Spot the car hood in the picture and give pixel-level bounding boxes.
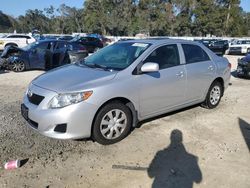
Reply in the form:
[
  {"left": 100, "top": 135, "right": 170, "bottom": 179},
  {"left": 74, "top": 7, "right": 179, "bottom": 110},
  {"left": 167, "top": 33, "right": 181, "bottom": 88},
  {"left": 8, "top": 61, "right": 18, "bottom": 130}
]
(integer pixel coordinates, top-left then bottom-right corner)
[{"left": 32, "top": 64, "right": 117, "bottom": 93}]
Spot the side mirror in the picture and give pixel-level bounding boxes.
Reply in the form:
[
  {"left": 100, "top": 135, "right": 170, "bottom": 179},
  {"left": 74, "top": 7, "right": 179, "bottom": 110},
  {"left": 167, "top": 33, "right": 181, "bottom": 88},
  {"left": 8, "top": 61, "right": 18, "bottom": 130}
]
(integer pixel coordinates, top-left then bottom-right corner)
[{"left": 141, "top": 62, "right": 159, "bottom": 73}]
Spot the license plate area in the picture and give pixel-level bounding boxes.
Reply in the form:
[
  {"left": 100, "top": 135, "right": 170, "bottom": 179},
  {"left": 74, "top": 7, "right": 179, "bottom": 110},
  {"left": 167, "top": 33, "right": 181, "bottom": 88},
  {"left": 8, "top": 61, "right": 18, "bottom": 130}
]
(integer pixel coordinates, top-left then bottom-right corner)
[{"left": 21, "top": 104, "right": 29, "bottom": 120}]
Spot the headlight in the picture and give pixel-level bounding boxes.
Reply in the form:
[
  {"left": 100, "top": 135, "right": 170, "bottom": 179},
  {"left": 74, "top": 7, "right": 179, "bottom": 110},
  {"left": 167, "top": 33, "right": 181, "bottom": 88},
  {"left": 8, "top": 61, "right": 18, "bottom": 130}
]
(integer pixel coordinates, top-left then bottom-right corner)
[
  {"left": 48, "top": 91, "right": 93, "bottom": 109},
  {"left": 242, "top": 46, "right": 247, "bottom": 49}
]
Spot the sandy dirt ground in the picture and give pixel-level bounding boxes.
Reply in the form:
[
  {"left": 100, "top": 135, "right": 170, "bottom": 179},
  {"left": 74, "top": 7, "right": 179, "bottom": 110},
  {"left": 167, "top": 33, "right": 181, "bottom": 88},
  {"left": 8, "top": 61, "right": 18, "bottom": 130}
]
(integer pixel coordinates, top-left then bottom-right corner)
[{"left": 0, "top": 55, "right": 250, "bottom": 188}]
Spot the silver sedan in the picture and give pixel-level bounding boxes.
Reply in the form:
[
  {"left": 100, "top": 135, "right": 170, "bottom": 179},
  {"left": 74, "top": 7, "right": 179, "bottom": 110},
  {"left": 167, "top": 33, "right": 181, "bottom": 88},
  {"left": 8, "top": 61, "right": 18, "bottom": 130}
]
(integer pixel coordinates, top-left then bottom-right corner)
[{"left": 21, "top": 39, "right": 231, "bottom": 144}]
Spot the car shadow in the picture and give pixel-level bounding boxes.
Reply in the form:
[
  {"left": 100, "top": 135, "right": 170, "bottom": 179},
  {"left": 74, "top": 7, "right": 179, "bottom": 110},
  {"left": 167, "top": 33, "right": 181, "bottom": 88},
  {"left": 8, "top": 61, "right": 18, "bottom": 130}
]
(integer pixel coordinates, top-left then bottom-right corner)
[
  {"left": 239, "top": 118, "right": 250, "bottom": 152},
  {"left": 148, "top": 129, "right": 202, "bottom": 188}
]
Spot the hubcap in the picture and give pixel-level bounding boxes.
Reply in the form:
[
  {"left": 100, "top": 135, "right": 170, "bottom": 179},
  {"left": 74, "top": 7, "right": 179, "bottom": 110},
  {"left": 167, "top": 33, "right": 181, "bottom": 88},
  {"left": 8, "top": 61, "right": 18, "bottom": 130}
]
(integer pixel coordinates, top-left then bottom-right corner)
[
  {"left": 12, "top": 59, "right": 25, "bottom": 72},
  {"left": 100, "top": 109, "right": 127, "bottom": 140},
  {"left": 210, "top": 86, "right": 221, "bottom": 105}
]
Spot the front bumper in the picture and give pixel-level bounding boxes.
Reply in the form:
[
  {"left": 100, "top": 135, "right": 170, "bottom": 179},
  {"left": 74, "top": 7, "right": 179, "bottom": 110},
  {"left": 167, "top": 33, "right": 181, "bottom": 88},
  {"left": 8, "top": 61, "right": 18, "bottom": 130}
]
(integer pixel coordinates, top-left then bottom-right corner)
[
  {"left": 229, "top": 49, "right": 242, "bottom": 54},
  {"left": 22, "top": 84, "right": 98, "bottom": 139}
]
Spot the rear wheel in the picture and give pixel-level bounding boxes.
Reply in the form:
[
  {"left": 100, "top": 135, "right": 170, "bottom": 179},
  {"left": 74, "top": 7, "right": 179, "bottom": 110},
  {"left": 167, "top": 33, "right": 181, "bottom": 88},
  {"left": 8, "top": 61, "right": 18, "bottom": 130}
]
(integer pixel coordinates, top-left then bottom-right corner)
[
  {"left": 11, "top": 59, "right": 25, "bottom": 72},
  {"left": 201, "top": 81, "right": 223, "bottom": 109},
  {"left": 92, "top": 102, "right": 132, "bottom": 145}
]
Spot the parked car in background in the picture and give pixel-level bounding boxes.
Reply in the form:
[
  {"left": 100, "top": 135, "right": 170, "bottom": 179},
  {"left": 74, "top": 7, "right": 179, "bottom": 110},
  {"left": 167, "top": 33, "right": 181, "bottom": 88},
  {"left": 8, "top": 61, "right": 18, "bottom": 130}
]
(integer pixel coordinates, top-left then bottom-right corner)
[
  {"left": 87, "top": 33, "right": 112, "bottom": 46},
  {"left": 229, "top": 40, "right": 250, "bottom": 55},
  {"left": 237, "top": 53, "right": 250, "bottom": 78},
  {"left": 194, "top": 39, "right": 216, "bottom": 48},
  {"left": 0, "top": 34, "right": 36, "bottom": 51},
  {"left": 194, "top": 39, "right": 229, "bottom": 56},
  {"left": 0, "top": 40, "right": 88, "bottom": 72},
  {"left": 72, "top": 36, "right": 104, "bottom": 53},
  {"left": 58, "top": 35, "right": 74, "bottom": 41},
  {"left": 208, "top": 40, "right": 229, "bottom": 56},
  {"left": 67, "top": 41, "right": 88, "bottom": 63},
  {"left": 21, "top": 39, "right": 231, "bottom": 145}
]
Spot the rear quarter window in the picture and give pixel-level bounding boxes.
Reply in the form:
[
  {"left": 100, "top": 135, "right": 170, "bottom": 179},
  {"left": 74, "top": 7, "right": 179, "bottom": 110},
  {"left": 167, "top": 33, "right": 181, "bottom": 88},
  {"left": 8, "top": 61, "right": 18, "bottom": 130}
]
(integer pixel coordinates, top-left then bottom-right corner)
[{"left": 182, "top": 44, "right": 210, "bottom": 64}]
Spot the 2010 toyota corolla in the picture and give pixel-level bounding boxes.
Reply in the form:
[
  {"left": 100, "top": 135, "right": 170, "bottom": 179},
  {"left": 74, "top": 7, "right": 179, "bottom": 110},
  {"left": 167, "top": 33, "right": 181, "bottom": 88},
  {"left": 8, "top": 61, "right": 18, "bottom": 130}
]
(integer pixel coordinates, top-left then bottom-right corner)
[{"left": 21, "top": 39, "right": 231, "bottom": 145}]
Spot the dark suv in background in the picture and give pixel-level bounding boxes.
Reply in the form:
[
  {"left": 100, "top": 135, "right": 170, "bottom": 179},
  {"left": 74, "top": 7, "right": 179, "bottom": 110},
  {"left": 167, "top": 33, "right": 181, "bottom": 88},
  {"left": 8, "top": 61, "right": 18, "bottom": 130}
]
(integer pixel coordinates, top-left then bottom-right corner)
[
  {"left": 237, "top": 53, "right": 250, "bottom": 78},
  {"left": 72, "top": 36, "right": 104, "bottom": 53},
  {"left": 194, "top": 39, "right": 229, "bottom": 56},
  {"left": 0, "top": 40, "right": 88, "bottom": 72}
]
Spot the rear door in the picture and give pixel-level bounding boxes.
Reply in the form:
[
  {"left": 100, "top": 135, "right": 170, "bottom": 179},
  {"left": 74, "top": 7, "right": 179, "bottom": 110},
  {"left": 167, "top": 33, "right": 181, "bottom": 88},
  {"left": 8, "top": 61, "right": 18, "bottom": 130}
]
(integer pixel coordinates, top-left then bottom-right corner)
[
  {"left": 138, "top": 44, "right": 187, "bottom": 118},
  {"left": 181, "top": 43, "right": 216, "bottom": 102},
  {"left": 52, "top": 41, "right": 68, "bottom": 67}
]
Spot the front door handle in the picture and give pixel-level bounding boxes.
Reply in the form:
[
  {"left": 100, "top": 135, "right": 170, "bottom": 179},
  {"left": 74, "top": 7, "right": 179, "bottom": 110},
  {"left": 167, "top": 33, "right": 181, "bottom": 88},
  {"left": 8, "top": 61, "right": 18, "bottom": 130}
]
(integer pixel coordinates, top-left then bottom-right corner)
[
  {"left": 176, "top": 71, "right": 184, "bottom": 77},
  {"left": 208, "top": 65, "right": 214, "bottom": 71}
]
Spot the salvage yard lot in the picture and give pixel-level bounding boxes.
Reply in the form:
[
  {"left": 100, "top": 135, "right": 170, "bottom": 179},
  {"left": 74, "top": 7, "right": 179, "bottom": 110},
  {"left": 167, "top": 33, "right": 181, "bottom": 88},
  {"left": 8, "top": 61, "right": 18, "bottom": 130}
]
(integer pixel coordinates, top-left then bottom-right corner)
[{"left": 0, "top": 55, "right": 250, "bottom": 188}]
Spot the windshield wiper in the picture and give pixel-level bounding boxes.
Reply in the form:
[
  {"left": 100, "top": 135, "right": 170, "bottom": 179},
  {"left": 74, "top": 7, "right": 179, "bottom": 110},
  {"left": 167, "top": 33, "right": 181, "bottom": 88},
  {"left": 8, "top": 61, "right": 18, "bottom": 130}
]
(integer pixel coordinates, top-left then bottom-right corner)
[{"left": 85, "top": 63, "right": 111, "bottom": 71}]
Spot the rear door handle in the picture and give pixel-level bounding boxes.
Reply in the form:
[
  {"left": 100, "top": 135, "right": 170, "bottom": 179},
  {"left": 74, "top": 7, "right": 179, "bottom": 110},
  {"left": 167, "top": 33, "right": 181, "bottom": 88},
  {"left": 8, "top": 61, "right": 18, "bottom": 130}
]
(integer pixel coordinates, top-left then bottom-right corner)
[{"left": 176, "top": 71, "right": 184, "bottom": 77}]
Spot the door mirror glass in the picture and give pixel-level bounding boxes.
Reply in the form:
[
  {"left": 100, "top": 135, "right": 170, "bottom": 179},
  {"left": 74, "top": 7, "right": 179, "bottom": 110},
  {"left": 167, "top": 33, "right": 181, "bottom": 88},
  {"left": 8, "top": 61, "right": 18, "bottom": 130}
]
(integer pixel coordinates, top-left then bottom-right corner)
[{"left": 141, "top": 62, "right": 159, "bottom": 73}]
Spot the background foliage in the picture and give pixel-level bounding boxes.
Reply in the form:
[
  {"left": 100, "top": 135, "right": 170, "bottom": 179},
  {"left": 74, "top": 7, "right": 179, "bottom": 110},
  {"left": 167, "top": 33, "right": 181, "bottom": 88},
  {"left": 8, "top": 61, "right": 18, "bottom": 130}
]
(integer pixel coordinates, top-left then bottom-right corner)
[{"left": 0, "top": 0, "right": 249, "bottom": 37}]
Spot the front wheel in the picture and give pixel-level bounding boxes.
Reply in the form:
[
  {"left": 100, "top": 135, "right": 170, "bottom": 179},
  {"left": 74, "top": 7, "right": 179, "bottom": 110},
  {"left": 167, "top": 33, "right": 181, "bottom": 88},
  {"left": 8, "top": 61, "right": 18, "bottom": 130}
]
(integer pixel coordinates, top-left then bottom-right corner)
[
  {"left": 11, "top": 59, "right": 25, "bottom": 72},
  {"left": 92, "top": 102, "right": 132, "bottom": 145},
  {"left": 201, "top": 81, "right": 223, "bottom": 109}
]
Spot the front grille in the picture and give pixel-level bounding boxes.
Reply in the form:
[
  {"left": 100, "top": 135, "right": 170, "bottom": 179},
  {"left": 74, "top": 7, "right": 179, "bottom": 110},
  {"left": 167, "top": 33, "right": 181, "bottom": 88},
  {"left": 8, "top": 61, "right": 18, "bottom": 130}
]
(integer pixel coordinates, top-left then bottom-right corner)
[
  {"left": 28, "top": 93, "right": 45, "bottom": 105},
  {"left": 230, "top": 47, "right": 241, "bottom": 50}
]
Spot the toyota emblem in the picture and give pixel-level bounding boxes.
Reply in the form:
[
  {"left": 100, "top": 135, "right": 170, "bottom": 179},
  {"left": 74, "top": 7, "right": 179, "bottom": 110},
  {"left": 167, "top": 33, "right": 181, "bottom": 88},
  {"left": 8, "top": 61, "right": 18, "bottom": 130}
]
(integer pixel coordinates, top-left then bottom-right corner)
[{"left": 27, "top": 90, "right": 33, "bottom": 97}]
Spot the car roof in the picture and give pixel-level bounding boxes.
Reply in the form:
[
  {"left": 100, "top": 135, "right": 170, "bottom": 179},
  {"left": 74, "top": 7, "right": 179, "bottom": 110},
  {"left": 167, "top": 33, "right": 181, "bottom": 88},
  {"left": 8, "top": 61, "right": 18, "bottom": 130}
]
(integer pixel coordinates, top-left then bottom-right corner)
[
  {"left": 39, "top": 39, "right": 67, "bottom": 43},
  {"left": 7, "top": 34, "right": 30, "bottom": 36},
  {"left": 117, "top": 38, "right": 196, "bottom": 45}
]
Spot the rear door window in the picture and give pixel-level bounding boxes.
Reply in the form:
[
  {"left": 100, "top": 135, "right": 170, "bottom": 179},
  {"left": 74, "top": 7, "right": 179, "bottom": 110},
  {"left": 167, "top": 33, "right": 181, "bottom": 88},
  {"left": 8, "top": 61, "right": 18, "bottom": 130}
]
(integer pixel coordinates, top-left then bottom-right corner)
[{"left": 182, "top": 44, "right": 210, "bottom": 64}]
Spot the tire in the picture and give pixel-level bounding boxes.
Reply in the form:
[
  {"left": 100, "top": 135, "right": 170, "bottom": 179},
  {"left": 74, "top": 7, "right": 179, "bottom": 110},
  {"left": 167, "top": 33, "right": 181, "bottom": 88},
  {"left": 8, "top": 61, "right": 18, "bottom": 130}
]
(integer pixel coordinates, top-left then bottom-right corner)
[
  {"left": 92, "top": 101, "right": 132, "bottom": 145},
  {"left": 201, "top": 81, "right": 223, "bottom": 109},
  {"left": 11, "top": 58, "right": 25, "bottom": 72}
]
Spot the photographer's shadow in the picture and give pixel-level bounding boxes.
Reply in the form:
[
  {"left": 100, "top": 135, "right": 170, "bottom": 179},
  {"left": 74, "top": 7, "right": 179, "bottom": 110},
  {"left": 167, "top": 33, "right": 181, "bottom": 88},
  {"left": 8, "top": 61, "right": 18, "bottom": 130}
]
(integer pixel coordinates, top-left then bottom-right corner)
[{"left": 148, "top": 129, "right": 202, "bottom": 188}]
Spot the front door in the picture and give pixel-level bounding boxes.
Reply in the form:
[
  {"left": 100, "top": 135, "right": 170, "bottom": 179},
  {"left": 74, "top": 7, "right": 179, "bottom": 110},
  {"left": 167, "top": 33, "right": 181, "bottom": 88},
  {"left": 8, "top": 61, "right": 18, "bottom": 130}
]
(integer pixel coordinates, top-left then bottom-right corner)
[
  {"left": 138, "top": 44, "right": 187, "bottom": 118},
  {"left": 29, "top": 41, "right": 52, "bottom": 69}
]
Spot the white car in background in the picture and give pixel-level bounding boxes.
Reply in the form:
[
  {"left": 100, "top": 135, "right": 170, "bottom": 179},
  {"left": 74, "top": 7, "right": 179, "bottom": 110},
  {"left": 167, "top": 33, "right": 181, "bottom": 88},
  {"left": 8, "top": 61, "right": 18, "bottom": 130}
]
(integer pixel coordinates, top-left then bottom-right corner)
[
  {"left": 0, "top": 34, "right": 36, "bottom": 51},
  {"left": 229, "top": 40, "right": 250, "bottom": 55}
]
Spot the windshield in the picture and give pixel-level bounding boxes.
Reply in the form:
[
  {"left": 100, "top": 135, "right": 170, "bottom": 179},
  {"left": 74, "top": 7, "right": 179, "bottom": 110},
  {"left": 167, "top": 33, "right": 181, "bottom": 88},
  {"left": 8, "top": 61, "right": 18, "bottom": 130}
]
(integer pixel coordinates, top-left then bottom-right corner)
[
  {"left": 236, "top": 40, "right": 250, "bottom": 45},
  {"left": 80, "top": 42, "right": 150, "bottom": 71}
]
